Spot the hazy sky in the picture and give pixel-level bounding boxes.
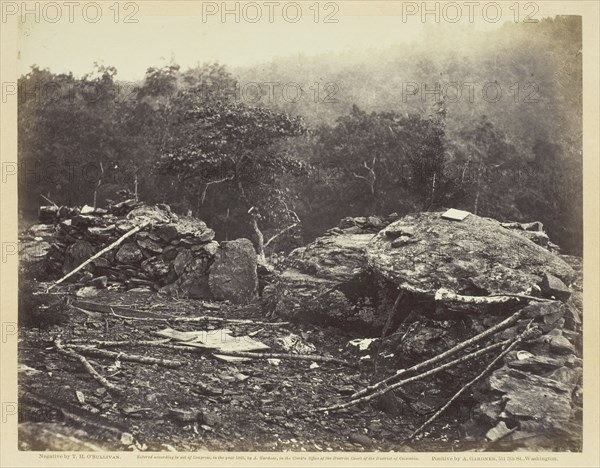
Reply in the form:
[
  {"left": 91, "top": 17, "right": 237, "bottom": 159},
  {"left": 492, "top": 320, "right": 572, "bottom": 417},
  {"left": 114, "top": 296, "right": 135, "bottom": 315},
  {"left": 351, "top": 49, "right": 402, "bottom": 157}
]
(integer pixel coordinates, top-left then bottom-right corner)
[{"left": 18, "top": 12, "right": 510, "bottom": 81}]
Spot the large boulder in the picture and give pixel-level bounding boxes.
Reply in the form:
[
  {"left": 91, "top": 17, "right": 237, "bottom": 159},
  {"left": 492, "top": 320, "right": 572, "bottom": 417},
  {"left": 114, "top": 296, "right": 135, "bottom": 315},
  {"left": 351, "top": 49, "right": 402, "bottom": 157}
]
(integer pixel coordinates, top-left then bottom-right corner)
[
  {"left": 208, "top": 239, "right": 258, "bottom": 304},
  {"left": 271, "top": 211, "right": 575, "bottom": 330},
  {"left": 271, "top": 222, "right": 387, "bottom": 329},
  {"left": 367, "top": 212, "right": 574, "bottom": 297}
]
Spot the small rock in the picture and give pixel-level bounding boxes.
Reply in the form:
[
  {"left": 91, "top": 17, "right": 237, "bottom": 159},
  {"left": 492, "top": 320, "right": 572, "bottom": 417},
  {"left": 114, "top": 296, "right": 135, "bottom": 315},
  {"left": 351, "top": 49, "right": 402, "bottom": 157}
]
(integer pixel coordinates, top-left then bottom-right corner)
[
  {"left": 91, "top": 257, "right": 111, "bottom": 268},
  {"left": 80, "top": 271, "right": 94, "bottom": 283},
  {"left": 88, "top": 225, "right": 116, "bottom": 236},
  {"left": 516, "top": 350, "right": 534, "bottom": 360},
  {"left": 75, "top": 390, "right": 85, "bottom": 404},
  {"left": 201, "top": 241, "right": 219, "bottom": 257},
  {"left": 152, "top": 223, "right": 177, "bottom": 241},
  {"left": 374, "top": 392, "right": 404, "bottom": 416},
  {"left": 367, "top": 421, "right": 384, "bottom": 432},
  {"left": 71, "top": 214, "right": 100, "bottom": 228},
  {"left": 334, "top": 385, "right": 355, "bottom": 395},
  {"left": 194, "top": 382, "right": 223, "bottom": 396},
  {"left": 522, "top": 301, "right": 565, "bottom": 318},
  {"left": 173, "top": 250, "right": 193, "bottom": 276},
  {"left": 136, "top": 238, "right": 164, "bottom": 254},
  {"left": 540, "top": 273, "right": 571, "bottom": 301},
  {"left": 486, "top": 421, "right": 512, "bottom": 442},
  {"left": 478, "top": 399, "right": 503, "bottom": 421},
  {"left": 545, "top": 366, "right": 582, "bottom": 389},
  {"left": 162, "top": 245, "right": 178, "bottom": 261},
  {"left": 168, "top": 408, "right": 200, "bottom": 423},
  {"left": 141, "top": 257, "right": 171, "bottom": 278},
  {"left": 195, "top": 229, "right": 216, "bottom": 243},
  {"left": 391, "top": 237, "right": 414, "bottom": 248},
  {"left": 507, "top": 354, "right": 563, "bottom": 373},
  {"left": 89, "top": 276, "right": 108, "bottom": 289},
  {"left": 115, "top": 220, "right": 135, "bottom": 233},
  {"left": 384, "top": 226, "right": 405, "bottom": 238},
  {"left": 76, "top": 286, "right": 98, "bottom": 298},
  {"left": 120, "top": 432, "right": 134, "bottom": 445},
  {"left": 522, "top": 221, "right": 544, "bottom": 232},
  {"left": 201, "top": 411, "right": 222, "bottom": 427},
  {"left": 348, "top": 433, "right": 373, "bottom": 447},
  {"left": 367, "top": 216, "right": 383, "bottom": 228},
  {"left": 546, "top": 334, "right": 576, "bottom": 354},
  {"left": 115, "top": 243, "right": 144, "bottom": 264},
  {"left": 127, "top": 287, "right": 153, "bottom": 293}
]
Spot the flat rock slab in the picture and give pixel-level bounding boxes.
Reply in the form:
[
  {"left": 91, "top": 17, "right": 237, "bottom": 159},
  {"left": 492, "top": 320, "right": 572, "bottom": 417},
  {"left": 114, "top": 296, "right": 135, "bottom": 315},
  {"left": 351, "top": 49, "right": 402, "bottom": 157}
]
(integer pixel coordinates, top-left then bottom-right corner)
[
  {"left": 208, "top": 238, "right": 258, "bottom": 304},
  {"left": 288, "top": 233, "right": 374, "bottom": 282},
  {"left": 489, "top": 367, "right": 572, "bottom": 425},
  {"left": 367, "top": 212, "right": 574, "bottom": 297}
]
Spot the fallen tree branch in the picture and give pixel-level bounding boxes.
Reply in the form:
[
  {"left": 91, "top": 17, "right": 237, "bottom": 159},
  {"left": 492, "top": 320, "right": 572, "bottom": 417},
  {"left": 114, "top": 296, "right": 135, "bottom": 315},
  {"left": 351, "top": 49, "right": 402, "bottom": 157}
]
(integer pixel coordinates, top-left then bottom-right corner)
[
  {"left": 408, "top": 337, "right": 523, "bottom": 440},
  {"left": 54, "top": 338, "right": 122, "bottom": 394},
  {"left": 69, "top": 339, "right": 172, "bottom": 347},
  {"left": 312, "top": 339, "right": 510, "bottom": 414},
  {"left": 180, "top": 348, "right": 349, "bottom": 365},
  {"left": 74, "top": 301, "right": 165, "bottom": 318},
  {"left": 67, "top": 345, "right": 186, "bottom": 368},
  {"left": 109, "top": 307, "right": 288, "bottom": 326},
  {"left": 435, "top": 288, "right": 555, "bottom": 304},
  {"left": 351, "top": 308, "right": 525, "bottom": 399},
  {"left": 83, "top": 340, "right": 210, "bottom": 354},
  {"left": 48, "top": 221, "right": 149, "bottom": 290}
]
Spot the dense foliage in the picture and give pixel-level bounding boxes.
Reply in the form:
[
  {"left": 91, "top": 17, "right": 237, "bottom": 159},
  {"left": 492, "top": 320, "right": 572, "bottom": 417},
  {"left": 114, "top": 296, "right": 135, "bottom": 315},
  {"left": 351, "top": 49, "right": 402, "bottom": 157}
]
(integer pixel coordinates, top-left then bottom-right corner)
[{"left": 18, "top": 17, "right": 582, "bottom": 254}]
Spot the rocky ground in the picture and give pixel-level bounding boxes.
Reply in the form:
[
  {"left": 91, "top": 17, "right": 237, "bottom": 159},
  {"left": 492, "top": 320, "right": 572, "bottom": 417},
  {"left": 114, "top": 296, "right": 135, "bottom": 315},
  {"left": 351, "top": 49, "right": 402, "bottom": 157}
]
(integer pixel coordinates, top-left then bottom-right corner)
[
  {"left": 18, "top": 285, "right": 488, "bottom": 452},
  {"left": 17, "top": 206, "right": 583, "bottom": 453}
]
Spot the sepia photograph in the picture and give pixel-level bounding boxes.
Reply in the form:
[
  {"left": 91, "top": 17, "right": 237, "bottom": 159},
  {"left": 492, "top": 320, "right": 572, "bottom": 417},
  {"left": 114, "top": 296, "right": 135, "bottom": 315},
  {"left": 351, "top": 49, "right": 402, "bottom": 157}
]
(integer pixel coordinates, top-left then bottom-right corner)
[{"left": 1, "top": 1, "right": 599, "bottom": 466}]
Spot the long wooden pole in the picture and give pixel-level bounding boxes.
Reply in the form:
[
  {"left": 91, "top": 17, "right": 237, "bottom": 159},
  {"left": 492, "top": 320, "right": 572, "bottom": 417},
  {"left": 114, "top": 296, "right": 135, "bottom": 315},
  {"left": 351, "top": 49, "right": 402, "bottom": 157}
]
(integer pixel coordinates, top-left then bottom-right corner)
[
  {"left": 351, "top": 308, "right": 525, "bottom": 399},
  {"left": 48, "top": 221, "right": 148, "bottom": 291}
]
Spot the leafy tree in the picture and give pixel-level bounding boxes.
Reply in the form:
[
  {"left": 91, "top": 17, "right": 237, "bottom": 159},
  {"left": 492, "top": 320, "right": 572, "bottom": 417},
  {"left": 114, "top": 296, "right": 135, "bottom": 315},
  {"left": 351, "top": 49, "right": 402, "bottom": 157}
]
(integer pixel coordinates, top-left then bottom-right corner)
[
  {"left": 453, "top": 115, "right": 520, "bottom": 217},
  {"left": 312, "top": 105, "right": 447, "bottom": 216},
  {"left": 154, "top": 93, "right": 306, "bottom": 256},
  {"left": 18, "top": 65, "right": 136, "bottom": 212}
]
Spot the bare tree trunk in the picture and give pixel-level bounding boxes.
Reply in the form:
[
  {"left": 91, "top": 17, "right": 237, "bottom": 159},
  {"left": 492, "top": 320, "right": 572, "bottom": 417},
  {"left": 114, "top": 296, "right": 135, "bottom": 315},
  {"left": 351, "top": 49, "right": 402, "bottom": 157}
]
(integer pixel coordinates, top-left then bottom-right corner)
[
  {"left": 93, "top": 161, "right": 104, "bottom": 209},
  {"left": 133, "top": 167, "right": 139, "bottom": 201},
  {"left": 250, "top": 211, "right": 265, "bottom": 261},
  {"left": 474, "top": 182, "right": 481, "bottom": 215}
]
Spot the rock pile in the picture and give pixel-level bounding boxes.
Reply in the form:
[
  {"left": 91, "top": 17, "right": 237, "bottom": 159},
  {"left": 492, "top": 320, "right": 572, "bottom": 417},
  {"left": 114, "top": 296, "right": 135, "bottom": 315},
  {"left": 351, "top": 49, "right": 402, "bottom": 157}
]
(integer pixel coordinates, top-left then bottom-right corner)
[
  {"left": 269, "top": 210, "right": 583, "bottom": 449},
  {"left": 265, "top": 213, "right": 401, "bottom": 330},
  {"left": 31, "top": 202, "right": 257, "bottom": 303},
  {"left": 270, "top": 211, "right": 575, "bottom": 330},
  {"left": 465, "top": 294, "right": 583, "bottom": 449}
]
